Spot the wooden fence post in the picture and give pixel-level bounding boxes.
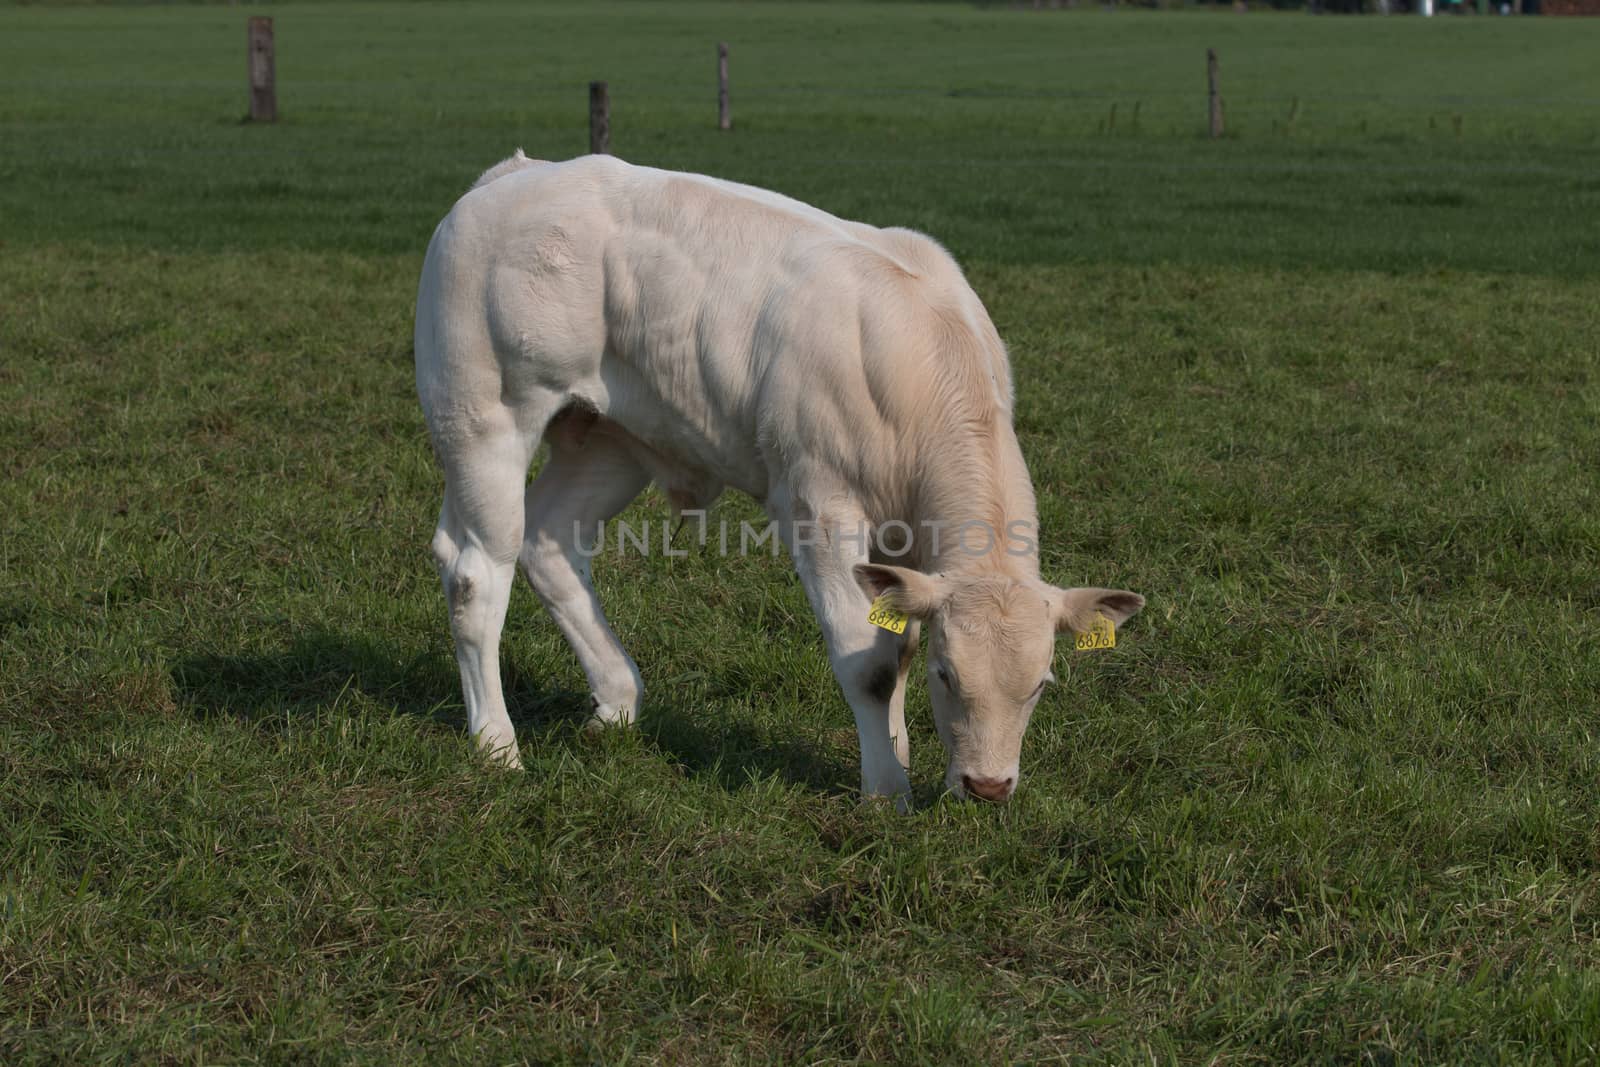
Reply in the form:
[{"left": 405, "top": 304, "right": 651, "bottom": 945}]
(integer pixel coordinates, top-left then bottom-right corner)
[
  {"left": 589, "top": 81, "right": 610, "bottom": 154},
  {"left": 1207, "top": 48, "right": 1223, "bottom": 139},
  {"left": 717, "top": 42, "right": 731, "bottom": 131},
  {"left": 248, "top": 17, "right": 276, "bottom": 123}
]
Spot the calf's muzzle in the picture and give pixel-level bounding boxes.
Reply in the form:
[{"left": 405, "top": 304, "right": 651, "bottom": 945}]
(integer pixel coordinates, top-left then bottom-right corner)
[{"left": 962, "top": 774, "right": 1015, "bottom": 803}]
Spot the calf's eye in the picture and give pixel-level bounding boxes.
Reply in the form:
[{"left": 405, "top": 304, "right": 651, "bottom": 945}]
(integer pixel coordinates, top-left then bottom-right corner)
[{"left": 936, "top": 666, "right": 951, "bottom": 688}]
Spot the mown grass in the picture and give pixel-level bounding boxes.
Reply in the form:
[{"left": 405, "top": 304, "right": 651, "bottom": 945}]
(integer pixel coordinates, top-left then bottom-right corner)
[
  {"left": 3, "top": 1, "right": 1600, "bottom": 271},
  {"left": 3, "top": 2, "right": 1600, "bottom": 1063}
]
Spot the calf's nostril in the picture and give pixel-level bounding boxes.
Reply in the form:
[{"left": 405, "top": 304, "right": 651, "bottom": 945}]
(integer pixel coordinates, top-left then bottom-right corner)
[{"left": 961, "top": 774, "right": 1015, "bottom": 803}]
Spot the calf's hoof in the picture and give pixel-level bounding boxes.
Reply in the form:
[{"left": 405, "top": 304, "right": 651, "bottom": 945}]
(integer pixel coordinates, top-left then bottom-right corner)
[
  {"left": 584, "top": 696, "right": 637, "bottom": 733},
  {"left": 475, "top": 735, "right": 524, "bottom": 771},
  {"left": 858, "top": 790, "right": 913, "bottom": 815}
]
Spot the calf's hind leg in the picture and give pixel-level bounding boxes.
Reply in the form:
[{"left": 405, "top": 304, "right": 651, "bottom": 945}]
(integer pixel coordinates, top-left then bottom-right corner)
[
  {"left": 430, "top": 410, "right": 544, "bottom": 770},
  {"left": 520, "top": 422, "right": 651, "bottom": 728}
]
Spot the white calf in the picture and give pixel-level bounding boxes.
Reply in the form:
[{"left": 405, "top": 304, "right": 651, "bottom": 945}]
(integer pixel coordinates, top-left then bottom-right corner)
[{"left": 415, "top": 152, "right": 1143, "bottom": 804}]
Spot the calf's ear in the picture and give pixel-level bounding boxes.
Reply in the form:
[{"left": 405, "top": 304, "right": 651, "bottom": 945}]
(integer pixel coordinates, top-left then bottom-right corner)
[
  {"left": 1051, "top": 587, "right": 1145, "bottom": 635},
  {"left": 853, "top": 564, "right": 948, "bottom": 618}
]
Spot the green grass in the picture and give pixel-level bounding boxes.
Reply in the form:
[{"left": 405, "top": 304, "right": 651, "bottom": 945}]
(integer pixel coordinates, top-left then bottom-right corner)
[{"left": 3, "top": 2, "right": 1600, "bottom": 1062}]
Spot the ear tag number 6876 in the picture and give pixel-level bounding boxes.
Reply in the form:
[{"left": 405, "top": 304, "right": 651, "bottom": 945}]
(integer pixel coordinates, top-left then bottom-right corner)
[
  {"left": 1075, "top": 613, "right": 1116, "bottom": 651},
  {"left": 868, "top": 596, "right": 909, "bottom": 635}
]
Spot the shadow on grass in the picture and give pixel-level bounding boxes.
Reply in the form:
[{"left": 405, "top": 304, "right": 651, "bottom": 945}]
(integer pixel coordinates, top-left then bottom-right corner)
[
  {"left": 171, "top": 626, "right": 855, "bottom": 796},
  {"left": 171, "top": 626, "right": 589, "bottom": 737},
  {"left": 641, "top": 704, "right": 857, "bottom": 800}
]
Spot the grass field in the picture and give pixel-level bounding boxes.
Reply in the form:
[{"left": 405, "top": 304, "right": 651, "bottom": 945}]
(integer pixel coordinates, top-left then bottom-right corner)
[{"left": 4, "top": 1, "right": 1600, "bottom": 1062}]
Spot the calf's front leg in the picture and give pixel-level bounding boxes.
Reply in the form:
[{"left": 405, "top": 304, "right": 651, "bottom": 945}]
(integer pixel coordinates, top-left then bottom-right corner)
[
  {"left": 888, "top": 619, "right": 919, "bottom": 772},
  {"left": 778, "top": 500, "right": 913, "bottom": 805}
]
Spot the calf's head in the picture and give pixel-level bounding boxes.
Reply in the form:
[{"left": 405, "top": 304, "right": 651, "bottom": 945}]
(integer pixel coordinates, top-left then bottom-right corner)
[{"left": 854, "top": 564, "right": 1144, "bottom": 803}]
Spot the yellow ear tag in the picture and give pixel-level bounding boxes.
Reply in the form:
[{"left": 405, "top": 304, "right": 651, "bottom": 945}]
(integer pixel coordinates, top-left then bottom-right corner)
[
  {"left": 1075, "top": 613, "right": 1116, "bottom": 651},
  {"left": 867, "top": 596, "right": 909, "bottom": 635}
]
